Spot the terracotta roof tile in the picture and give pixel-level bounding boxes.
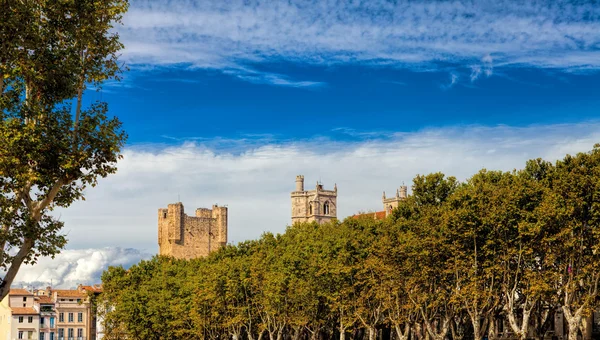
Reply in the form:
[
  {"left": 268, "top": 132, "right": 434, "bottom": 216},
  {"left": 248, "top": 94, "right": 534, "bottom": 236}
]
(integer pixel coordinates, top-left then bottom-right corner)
[
  {"left": 11, "top": 307, "right": 38, "bottom": 315},
  {"left": 36, "top": 296, "right": 54, "bottom": 304},
  {"left": 9, "top": 289, "right": 33, "bottom": 296},
  {"left": 54, "top": 290, "right": 86, "bottom": 298},
  {"left": 375, "top": 211, "right": 386, "bottom": 220},
  {"left": 80, "top": 285, "right": 103, "bottom": 293},
  {"left": 351, "top": 211, "right": 387, "bottom": 220}
]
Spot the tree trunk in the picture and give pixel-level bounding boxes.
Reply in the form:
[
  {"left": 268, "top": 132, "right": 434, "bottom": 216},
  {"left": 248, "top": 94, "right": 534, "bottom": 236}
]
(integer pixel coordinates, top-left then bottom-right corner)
[
  {"left": 291, "top": 326, "right": 303, "bottom": 340},
  {"left": 340, "top": 329, "right": 346, "bottom": 340},
  {"left": 393, "top": 323, "right": 410, "bottom": 340},
  {"left": 471, "top": 316, "right": 482, "bottom": 340},
  {"left": 422, "top": 313, "right": 450, "bottom": 340},
  {"left": 468, "top": 310, "right": 489, "bottom": 340},
  {"left": 504, "top": 293, "right": 533, "bottom": 340},
  {"left": 368, "top": 327, "right": 377, "bottom": 340},
  {"left": 563, "top": 305, "right": 583, "bottom": 340},
  {"left": 412, "top": 323, "right": 424, "bottom": 340}
]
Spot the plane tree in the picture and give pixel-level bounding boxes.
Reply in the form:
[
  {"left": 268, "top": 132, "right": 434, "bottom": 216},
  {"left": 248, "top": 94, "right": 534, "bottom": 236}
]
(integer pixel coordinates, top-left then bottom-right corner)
[
  {"left": 547, "top": 146, "right": 600, "bottom": 340},
  {"left": 0, "top": 0, "right": 128, "bottom": 299}
]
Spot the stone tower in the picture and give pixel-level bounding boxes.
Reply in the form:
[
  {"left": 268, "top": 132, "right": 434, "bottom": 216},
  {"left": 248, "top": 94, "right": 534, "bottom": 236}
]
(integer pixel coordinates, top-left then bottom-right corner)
[
  {"left": 291, "top": 175, "right": 337, "bottom": 224},
  {"left": 382, "top": 185, "right": 408, "bottom": 216},
  {"left": 158, "top": 202, "right": 228, "bottom": 259}
]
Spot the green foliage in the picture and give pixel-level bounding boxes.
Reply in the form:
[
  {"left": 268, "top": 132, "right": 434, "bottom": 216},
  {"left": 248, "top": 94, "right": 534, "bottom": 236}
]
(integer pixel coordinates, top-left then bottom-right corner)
[
  {"left": 100, "top": 145, "right": 600, "bottom": 340},
  {"left": 0, "top": 0, "right": 128, "bottom": 299}
]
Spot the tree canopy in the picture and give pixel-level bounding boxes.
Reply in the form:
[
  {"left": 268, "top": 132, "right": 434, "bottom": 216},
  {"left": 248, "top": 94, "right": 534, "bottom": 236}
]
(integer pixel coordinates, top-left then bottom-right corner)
[
  {"left": 0, "top": 0, "right": 129, "bottom": 299},
  {"left": 101, "top": 146, "right": 600, "bottom": 340}
]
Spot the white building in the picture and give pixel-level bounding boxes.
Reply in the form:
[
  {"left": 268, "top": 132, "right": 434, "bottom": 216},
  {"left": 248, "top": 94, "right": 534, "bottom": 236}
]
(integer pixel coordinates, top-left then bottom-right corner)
[{"left": 0, "top": 289, "right": 41, "bottom": 340}]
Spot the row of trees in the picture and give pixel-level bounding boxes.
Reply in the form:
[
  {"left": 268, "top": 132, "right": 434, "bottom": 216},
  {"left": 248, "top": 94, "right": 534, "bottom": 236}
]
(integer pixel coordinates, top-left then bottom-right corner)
[{"left": 100, "top": 146, "right": 600, "bottom": 340}]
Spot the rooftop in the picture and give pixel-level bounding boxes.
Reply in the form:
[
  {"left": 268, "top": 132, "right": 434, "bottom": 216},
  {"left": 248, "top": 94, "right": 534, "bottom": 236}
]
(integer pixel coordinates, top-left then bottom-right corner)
[
  {"left": 11, "top": 307, "right": 38, "bottom": 315},
  {"left": 54, "top": 290, "right": 86, "bottom": 298},
  {"left": 36, "top": 296, "right": 54, "bottom": 304},
  {"left": 351, "top": 211, "right": 387, "bottom": 220},
  {"left": 9, "top": 289, "right": 33, "bottom": 296}
]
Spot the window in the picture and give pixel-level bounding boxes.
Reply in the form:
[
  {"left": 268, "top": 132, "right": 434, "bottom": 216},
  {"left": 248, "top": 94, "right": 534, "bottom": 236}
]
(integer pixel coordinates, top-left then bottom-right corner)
[
  {"left": 76, "top": 299, "right": 81, "bottom": 303},
  {"left": 18, "top": 316, "right": 23, "bottom": 323},
  {"left": 77, "top": 329, "right": 83, "bottom": 337},
  {"left": 58, "top": 329, "right": 64, "bottom": 339},
  {"left": 68, "top": 313, "right": 73, "bottom": 322},
  {"left": 163, "top": 212, "right": 167, "bottom": 218},
  {"left": 309, "top": 203, "right": 312, "bottom": 214},
  {"left": 40, "top": 332, "right": 45, "bottom": 340},
  {"left": 69, "top": 299, "right": 73, "bottom": 302},
  {"left": 59, "top": 313, "right": 64, "bottom": 322},
  {"left": 77, "top": 313, "right": 82, "bottom": 322},
  {"left": 18, "top": 331, "right": 23, "bottom": 339},
  {"left": 323, "top": 201, "right": 330, "bottom": 215},
  {"left": 50, "top": 332, "right": 54, "bottom": 340},
  {"left": 28, "top": 316, "right": 33, "bottom": 323},
  {"left": 50, "top": 317, "right": 55, "bottom": 328},
  {"left": 27, "top": 331, "right": 33, "bottom": 339},
  {"left": 68, "top": 328, "right": 74, "bottom": 338},
  {"left": 23, "top": 297, "right": 27, "bottom": 302},
  {"left": 41, "top": 317, "right": 45, "bottom": 325}
]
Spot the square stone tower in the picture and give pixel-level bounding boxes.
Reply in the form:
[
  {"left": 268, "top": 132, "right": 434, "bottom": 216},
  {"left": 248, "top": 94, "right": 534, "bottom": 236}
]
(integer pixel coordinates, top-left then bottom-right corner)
[
  {"left": 291, "top": 175, "right": 337, "bottom": 224},
  {"left": 158, "top": 202, "right": 227, "bottom": 259},
  {"left": 382, "top": 185, "right": 408, "bottom": 216}
]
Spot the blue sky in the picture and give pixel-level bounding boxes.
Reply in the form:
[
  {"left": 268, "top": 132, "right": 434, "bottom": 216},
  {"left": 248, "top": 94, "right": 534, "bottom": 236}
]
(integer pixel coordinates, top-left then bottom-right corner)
[
  {"left": 15, "top": 0, "right": 600, "bottom": 288},
  {"left": 93, "top": 0, "right": 600, "bottom": 146},
  {"left": 103, "top": 65, "right": 600, "bottom": 145}
]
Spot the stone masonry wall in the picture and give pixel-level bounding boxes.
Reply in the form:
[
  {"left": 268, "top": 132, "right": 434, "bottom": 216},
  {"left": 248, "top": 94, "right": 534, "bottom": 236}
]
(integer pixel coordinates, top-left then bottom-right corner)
[{"left": 158, "top": 202, "right": 227, "bottom": 260}]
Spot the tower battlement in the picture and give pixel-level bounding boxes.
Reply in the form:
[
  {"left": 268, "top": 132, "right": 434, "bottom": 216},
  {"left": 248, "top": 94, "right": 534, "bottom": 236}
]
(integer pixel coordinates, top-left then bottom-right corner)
[
  {"left": 291, "top": 175, "right": 337, "bottom": 225},
  {"left": 382, "top": 185, "right": 408, "bottom": 216},
  {"left": 158, "top": 202, "right": 227, "bottom": 259}
]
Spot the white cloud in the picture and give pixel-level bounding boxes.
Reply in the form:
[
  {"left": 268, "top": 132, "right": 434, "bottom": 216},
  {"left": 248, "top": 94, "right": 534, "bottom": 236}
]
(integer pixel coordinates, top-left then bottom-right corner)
[
  {"left": 12, "top": 122, "right": 600, "bottom": 288},
  {"left": 12, "top": 248, "right": 151, "bottom": 289},
  {"left": 441, "top": 73, "right": 460, "bottom": 89},
  {"left": 224, "top": 69, "right": 326, "bottom": 88},
  {"left": 118, "top": 0, "right": 600, "bottom": 72},
  {"left": 50, "top": 122, "right": 600, "bottom": 253}
]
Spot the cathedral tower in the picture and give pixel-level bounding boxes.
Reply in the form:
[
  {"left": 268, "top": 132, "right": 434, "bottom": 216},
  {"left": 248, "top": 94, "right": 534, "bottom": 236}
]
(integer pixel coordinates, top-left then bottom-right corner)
[
  {"left": 382, "top": 185, "right": 408, "bottom": 216},
  {"left": 291, "top": 175, "right": 337, "bottom": 224}
]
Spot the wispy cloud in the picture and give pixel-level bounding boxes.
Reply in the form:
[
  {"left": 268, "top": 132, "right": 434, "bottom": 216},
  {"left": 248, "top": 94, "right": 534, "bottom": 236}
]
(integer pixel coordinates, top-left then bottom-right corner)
[
  {"left": 119, "top": 0, "right": 600, "bottom": 75},
  {"left": 224, "top": 69, "right": 326, "bottom": 88},
  {"left": 441, "top": 73, "right": 460, "bottom": 90}
]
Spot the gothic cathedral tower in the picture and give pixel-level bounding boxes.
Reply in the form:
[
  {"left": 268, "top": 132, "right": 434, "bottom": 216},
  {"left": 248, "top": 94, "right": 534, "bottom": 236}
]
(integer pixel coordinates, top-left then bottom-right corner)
[{"left": 291, "top": 175, "right": 337, "bottom": 224}]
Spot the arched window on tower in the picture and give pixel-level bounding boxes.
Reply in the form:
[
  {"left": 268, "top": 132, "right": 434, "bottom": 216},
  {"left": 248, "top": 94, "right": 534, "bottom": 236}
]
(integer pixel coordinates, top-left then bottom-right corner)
[
  {"left": 309, "top": 203, "right": 313, "bottom": 215},
  {"left": 324, "top": 201, "right": 330, "bottom": 215}
]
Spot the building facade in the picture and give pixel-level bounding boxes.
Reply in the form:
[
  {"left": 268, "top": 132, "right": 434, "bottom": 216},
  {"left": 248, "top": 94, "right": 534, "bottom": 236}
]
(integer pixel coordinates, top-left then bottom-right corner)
[
  {"left": 0, "top": 289, "right": 40, "bottom": 340},
  {"left": 158, "top": 202, "right": 228, "bottom": 259},
  {"left": 78, "top": 285, "right": 103, "bottom": 340},
  {"left": 53, "top": 289, "right": 89, "bottom": 340},
  {"left": 351, "top": 184, "right": 409, "bottom": 220},
  {"left": 291, "top": 175, "right": 337, "bottom": 225},
  {"left": 0, "top": 286, "right": 102, "bottom": 340},
  {"left": 382, "top": 185, "right": 408, "bottom": 216}
]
